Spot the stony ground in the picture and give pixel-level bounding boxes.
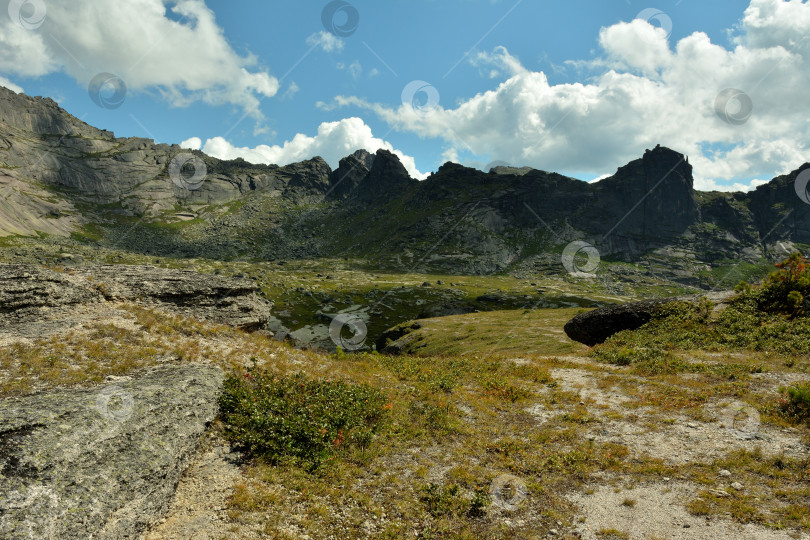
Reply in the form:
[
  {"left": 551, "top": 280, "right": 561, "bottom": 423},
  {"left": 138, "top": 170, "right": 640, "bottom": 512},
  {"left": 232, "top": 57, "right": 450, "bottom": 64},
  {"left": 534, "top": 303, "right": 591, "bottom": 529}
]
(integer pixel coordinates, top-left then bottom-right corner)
[
  {"left": 0, "top": 260, "right": 807, "bottom": 539},
  {"left": 140, "top": 348, "right": 809, "bottom": 540},
  {"left": 145, "top": 431, "right": 242, "bottom": 540}
]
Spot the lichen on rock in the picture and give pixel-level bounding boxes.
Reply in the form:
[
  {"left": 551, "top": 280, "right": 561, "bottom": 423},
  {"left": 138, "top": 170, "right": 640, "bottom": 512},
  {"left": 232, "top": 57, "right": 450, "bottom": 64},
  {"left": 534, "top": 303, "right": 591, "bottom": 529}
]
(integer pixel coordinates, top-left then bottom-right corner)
[{"left": 0, "top": 363, "right": 224, "bottom": 539}]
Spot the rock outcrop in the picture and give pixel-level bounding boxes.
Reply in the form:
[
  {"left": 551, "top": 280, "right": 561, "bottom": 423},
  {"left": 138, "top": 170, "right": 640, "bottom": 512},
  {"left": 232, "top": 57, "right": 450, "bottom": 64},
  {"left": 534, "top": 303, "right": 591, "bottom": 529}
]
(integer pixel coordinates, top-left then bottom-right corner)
[
  {"left": 376, "top": 321, "right": 423, "bottom": 354},
  {"left": 590, "top": 145, "right": 698, "bottom": 254},
  {"left": 563, "top": 298, "right": 677, "bottom": 347},
  {"left": 327, "top": 149, "right": 375, "bottom": 199},
  {"left": 0, "top": 263, "right": 272, "bottom": 336},
  {"left": 76, "top": 265, "right": 272, "bottom": 331},
  {"left": 564, "top": 291, "right": 736, "bottom": 346},
  {"left": 0, "top": 363, "right": 223, "bottom": 539},
  {"left": 0, "top": 173, "right": 80, "bottom": 237},
  {"left": 278, "top": 156, "right": 332, "bottom": 200},
  {"left": 355, "top": 149, "right": 418, "bottom": 202},
  {"left": 0, "top": 263, "right": 102, "bottom": 317},
  {"left": 747, "top": 163, "right": 810, "bottom": 245}
]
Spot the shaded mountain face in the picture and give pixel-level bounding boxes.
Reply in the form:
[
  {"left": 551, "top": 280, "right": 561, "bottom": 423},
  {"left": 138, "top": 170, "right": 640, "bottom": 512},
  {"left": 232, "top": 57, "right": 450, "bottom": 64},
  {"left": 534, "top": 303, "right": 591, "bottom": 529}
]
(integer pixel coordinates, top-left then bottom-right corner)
[
  {"left": 0, "top": 85, "right": 808, "bottom": 284},
  {"left": 327, "top": 149, "right": 375, "bottom": 199},
  {"left": 747, "top": 164, "right": 810, "bottom": 245},
  {"left": 402, "top": 145, "right": 698, "bottom": 258},
  {"left": 588, "top": 146, "right": 697, "bottom": 250}
]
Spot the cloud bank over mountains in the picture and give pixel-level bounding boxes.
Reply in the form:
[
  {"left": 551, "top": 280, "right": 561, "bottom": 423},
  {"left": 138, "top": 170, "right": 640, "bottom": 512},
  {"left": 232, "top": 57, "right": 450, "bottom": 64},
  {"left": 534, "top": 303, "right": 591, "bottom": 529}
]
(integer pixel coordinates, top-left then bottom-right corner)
[
  {"left": 323, "top": 0, "right": 810, "bottom": 191},
  {"left": 182, "top": 117, "right": 427, "bottom": 180},
  {"left": 1, "top": 0, "right": 808, "bottom": 190}
]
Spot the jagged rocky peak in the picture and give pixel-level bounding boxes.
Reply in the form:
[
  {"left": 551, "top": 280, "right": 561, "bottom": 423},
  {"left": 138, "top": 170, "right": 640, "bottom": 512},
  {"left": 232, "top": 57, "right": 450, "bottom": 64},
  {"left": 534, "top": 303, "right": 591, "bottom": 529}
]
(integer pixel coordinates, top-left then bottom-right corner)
[
  {"left": 435, "top": 161, "right": 469, "bottom": 174},
  {"left": 282, "top": 156, "right": 332, "bottom": 193},
  {"left": 747, "top": 162, "right": 810, "bottom": 243},
  {"left": 356, "top": 149, "right": 418, "bottom": 202},
  {"left": 0, "top": 85, "right": 106, "bottom": 139},
  {"left": 608, "top": 145, "right": 694, "bottom": 188},
  {"left": 327, "top": 149, "right": 376, "bottom": 199},
  {"left": 642, "top": 144, "right": 694, "bottom": 186},
  {"left": 424, "top": 160, "right": 501, "bottom": 193},
  {"left": 368, "top": 149, "right": 412, "bottom": 182},
  {"left": 352, "top": 148, "right": 376, "bottom": 169},
  {"left": 592, "top": 145, "right": 698, "bottom": 241}
]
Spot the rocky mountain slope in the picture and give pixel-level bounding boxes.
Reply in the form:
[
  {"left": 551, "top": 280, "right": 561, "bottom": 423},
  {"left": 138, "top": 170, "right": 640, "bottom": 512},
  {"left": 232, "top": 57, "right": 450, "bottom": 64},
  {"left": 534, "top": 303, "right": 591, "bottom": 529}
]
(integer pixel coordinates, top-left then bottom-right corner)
[
  {"left": 315, "top": 145, "right": 809, "bottom": 279},
  {"left": 0, "top": 86, "right": 334, "bottom": 225},
  {"left": 1, "top": 85, "right": 808, "bottom": 286}
]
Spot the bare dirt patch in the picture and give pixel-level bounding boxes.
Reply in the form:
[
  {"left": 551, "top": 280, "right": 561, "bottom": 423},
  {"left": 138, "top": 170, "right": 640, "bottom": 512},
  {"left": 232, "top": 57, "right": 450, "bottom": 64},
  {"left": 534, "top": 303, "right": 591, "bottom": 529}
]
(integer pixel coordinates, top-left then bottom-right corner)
[{"left": 568, "top": 480, "right": 810, "bottom": 540}]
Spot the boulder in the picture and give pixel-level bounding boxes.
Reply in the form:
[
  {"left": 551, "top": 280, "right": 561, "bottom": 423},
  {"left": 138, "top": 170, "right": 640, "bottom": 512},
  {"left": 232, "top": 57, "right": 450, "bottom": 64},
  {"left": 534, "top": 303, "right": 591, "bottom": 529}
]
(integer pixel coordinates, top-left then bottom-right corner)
[
  {"left": 0, "top": 363, "right": 224, "bottom": 539},
  {"left": 376, "top": 321, "right": 422, "bottom": 354},
  {"left": 563, "top": 298, "right": 676, "bottom": 347},
  {"left": 563, "top": 291, "right": 737, "bottom": 346}
]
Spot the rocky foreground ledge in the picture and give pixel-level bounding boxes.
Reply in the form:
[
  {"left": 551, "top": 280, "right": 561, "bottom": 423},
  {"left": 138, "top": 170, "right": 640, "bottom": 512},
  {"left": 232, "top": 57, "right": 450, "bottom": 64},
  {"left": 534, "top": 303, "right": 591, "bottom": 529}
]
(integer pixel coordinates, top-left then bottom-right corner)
[
  {"left": 0, "top": 364, "right": 223, "bottom": 539},
  {"left": 0, "top": 263, "right": 272, "bottom": 338},
  {"left": 0, "top": 263, "right": 274, "bottom": 537}
]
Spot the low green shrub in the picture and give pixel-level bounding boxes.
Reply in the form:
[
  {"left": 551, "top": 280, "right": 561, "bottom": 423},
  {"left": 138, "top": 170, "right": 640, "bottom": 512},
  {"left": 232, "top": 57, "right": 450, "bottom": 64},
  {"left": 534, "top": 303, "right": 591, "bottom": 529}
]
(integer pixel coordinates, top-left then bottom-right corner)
[
  {"left": 219, "top": 369, "right": 390, "bottom": 469},
  {"left": 779, "top": 381, "right": 810, "bottom": 423},
  {"left": 480, "top": 374, "right": 532, "bottom": 402},
  {"left": 592, "top": 344, "right": 688, "bottom": 375},
  {"left": 408, "top": 399, "right": 456, "bottom": 434},
  {"left": 421, "top": 483, "right": 464, "bottom": 518}
]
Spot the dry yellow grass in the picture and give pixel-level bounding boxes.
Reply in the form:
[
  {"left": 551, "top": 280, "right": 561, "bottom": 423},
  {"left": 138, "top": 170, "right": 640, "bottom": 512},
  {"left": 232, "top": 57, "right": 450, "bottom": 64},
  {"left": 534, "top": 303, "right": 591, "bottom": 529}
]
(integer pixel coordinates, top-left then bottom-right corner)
[{"left": 2, "top": 303, "right": 808, "bottom": 538}]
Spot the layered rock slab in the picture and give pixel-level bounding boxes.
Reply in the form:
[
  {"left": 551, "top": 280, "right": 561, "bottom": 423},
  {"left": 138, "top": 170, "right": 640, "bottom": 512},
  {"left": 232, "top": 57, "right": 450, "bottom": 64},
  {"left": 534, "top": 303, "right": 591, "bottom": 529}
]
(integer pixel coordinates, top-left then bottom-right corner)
[
  {"left": 0, "top": 363, "right": 224, "bottom": 539},
  {"left": 77, "top": 265, "right": 272, "bottom": 331},
  {"left": 0, "top": 263, "right": 272, "bottom": 337}
]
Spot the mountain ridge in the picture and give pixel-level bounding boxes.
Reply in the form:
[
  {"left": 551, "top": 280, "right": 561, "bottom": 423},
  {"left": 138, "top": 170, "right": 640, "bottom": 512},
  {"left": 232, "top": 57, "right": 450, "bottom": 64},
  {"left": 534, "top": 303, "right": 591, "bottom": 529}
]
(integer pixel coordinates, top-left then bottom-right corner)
[{"left": 1, "top": 85, "right": 808, "bottom": 287}]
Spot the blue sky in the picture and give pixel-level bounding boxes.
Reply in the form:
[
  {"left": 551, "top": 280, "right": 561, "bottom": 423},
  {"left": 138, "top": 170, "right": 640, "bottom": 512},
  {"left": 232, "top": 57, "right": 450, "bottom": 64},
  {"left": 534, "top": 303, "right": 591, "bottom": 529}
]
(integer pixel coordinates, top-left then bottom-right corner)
[{"left": 1, "top": 0, "right": 809, "bottom": 190}]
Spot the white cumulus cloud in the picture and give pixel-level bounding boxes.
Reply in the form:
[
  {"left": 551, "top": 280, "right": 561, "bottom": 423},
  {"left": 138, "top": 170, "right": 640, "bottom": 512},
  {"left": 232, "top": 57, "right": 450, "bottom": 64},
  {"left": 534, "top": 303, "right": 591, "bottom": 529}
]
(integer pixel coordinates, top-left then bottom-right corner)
[
  {"left": 0, "top": 75, "right": 23, "bottom": 94},
  {"left": 597, "top": 19, "right": 674, "bottom": 75},
  {"left": 180, "top": 137, "right": 202, "bottom": 150},
  {"left": 0, "top": 0, "right": 278, "bottom": 120},
  {"left": 306, "top": 30, "right": 344, "bottom": 53},
  {"left": 471, "top": 46, "right": 528, "bottom": 79},
  {"left": 200, "top": 117, "right": 427, "bottom": 180}
]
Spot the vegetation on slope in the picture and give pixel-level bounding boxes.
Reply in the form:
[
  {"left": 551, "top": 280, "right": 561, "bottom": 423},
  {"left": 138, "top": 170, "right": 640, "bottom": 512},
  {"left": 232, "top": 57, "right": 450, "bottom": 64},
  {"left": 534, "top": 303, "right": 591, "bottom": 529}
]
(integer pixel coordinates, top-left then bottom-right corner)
[
  {"left": 2, "top": 251, "right": 809, "bottom": 536},
  {"left": 219, "top": 369, "right": 390, "bottom": 470},
  {"left": 377, "top": 308, "right": 589, "bottom": 357},
  {"left": 592, "top": 254, "right": 810, "bottom": 372},
  {"left": 591, "top": 254, "right": 810, "bottom": 427}
]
